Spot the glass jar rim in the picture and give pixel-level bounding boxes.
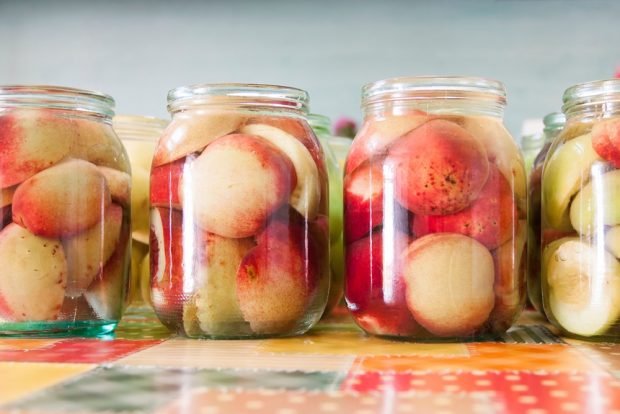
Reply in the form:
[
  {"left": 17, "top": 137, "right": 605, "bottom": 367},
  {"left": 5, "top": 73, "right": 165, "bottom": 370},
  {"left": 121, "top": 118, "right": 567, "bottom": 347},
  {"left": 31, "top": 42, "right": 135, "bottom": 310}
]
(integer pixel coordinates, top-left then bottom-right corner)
[
  {"left": 362, "top": 76, "right": 507, "bottom": 107},
  {"left": 542, "top": 112, "right": 565, "bottom": 133},
  {"left": 562, "top": 79, "right": 620, "bottom": 114},
  {"left": 308, "top": 113, "right": 331, "bottom": 131},
  {"left": 167, "top": 83, "right": 310, "bottom": 114},
  {"left": 113, "top": 114, "right": 169, "bottom": 141},
  {"left": 0, "top": 85, "right": 115, "bottom": 117}
]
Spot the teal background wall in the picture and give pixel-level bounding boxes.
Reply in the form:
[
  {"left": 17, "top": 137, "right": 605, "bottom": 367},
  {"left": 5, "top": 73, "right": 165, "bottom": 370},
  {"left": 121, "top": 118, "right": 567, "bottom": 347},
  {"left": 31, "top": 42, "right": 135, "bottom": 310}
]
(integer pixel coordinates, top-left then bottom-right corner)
[{"left": 0, "top": 0, "right": 618, "bottom": 138}]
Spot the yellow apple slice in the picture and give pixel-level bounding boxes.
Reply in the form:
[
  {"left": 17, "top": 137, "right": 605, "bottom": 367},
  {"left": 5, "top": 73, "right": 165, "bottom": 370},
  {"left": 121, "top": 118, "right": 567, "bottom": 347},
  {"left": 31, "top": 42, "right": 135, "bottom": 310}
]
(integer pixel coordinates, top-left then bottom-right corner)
[
  {"left": 543, "top": 238, "right": 620, "bottom": 337},
  {"left": 570, "top": 169, "right": 620, "bottom": 235},
  {"left": 542, "top": 133, "right": 602, "bottom": 230}
]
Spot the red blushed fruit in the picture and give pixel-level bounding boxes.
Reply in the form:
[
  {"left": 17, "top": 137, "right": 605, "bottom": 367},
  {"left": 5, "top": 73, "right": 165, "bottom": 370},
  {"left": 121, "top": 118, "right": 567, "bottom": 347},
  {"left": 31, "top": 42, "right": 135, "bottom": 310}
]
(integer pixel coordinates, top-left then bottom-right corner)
[
  {"left": 412, "top": 167, "right": 516, "bottom": 250},
  {"left": 345, "top": 110, "right": 430, "bottom": 176},
  {"left": 387, "top": 119, "right": 489, "bottom": 216},
  {"left": 344, "top": 161, "right": 384, "bottom": 244},
  {"left": 237, "top": 220, "right": 316, "bottom": 334},
  {"left": 150, "top": 207, "right": 185, "bottom": 330},
  {"left": 0, "top": 110, "right": 75, "bottom": 188},
  {"left": 592, "top": 118, "right": 620, "bottom": 167},
  {"left": 541, "top": 229, "right": 577, "bottom": 247},
  {"left": 151, "top": 158, "right": 185, "bottom": 209},
  {"left": 345, "top": 230, "right": 418, "bottom": 336},
  {"left": 246, "top": 116, "right": 325, "bottom": 173}
]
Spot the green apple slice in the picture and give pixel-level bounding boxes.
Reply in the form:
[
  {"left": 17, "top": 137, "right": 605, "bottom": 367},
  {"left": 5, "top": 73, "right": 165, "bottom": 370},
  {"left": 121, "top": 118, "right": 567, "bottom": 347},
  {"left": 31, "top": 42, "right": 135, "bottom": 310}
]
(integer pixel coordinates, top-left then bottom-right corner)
[
  {"left": 542, "top": 133, "right": 602, "bottom": 231},
  {"left": 543, "top": 238, "right": 620, "bottom": 337},
  {"left": 570, "top": 169, "right": 620, "bottom": 235}
]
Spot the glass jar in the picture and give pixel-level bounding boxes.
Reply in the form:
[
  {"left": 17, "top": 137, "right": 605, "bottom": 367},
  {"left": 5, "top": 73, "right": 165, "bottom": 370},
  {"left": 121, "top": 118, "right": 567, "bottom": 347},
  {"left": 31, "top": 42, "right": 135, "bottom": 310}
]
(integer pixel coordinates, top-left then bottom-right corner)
[
  {"left": 344, "top": 76, "right": 526, "bottom": 340},
  {"left": 541, "top": 79, "right": 620, "bottom": 340},
  {"left": 151, "top": 83, "right": 329, "bottom": 338},
  {"left": 327, "top": 135, "right": 353, "bottom": 172},
  {"left": 114, "top": 115, "right": 168, "bottom": 306},
  {"left": 526, "top": 112, "right": 565, "bottom": 313},
  {"left": 308, "top": 113, "right": 344, "bottom": 316},
  {"left": 0, "top": 85, "right": 131, "bottom": 336}
]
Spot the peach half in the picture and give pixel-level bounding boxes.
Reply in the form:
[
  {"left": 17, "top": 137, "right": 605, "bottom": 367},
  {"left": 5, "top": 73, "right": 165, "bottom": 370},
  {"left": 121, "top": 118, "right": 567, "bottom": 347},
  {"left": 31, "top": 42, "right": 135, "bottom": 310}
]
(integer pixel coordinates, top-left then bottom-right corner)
[
  {"left": 412, "top": 166, "right": 516, "bottom": 249},
  {"left": 236, "top": 220, "right": 316, "bottom": 334},
  {"left": 150, "top": 158, "right": 185, "bottom": 210},
  {"left": 387, "top": 119, "right": 489, "bottom": 216},
  {"left": 0, "top": 109, "right": 75, "bottom": 188},
  {"left": 193, "top": 232, "right": 255, "bottom": 336},
  {"left": 0, "top": 223, "right": 67, "bottom": 321},
  {"left": 152, "top": 112, "right": 244, "bottom": 167},
  {"left": 12, "top": 159, "right": 111, "bottom": 237},
  {"left": 345, "top": 110, "right": 430, "bottom": 176},
  {"left": 62, "top": 203, "right": 123, "bottom": 296},
  {"left": 240, "top": 124, "right": 320, "bottom": 220},
  {"left": 402, "top": 233, "right": 495, "bottom": 337},
  {"left": 187, "top": 134, "right": 296, "bottom": 238},
  {"left": 592, "top": 118, "right": 620, "bottom": 167}
]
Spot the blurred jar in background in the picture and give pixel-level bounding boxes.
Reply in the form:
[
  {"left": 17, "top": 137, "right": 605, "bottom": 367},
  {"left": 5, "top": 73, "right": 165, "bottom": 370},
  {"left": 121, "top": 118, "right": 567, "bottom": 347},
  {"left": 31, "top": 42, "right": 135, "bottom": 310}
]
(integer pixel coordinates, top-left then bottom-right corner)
[
  {"left": 113, "top": 115, "right": 169, "bottom": 306},
  {"left": 308, "top": 113, "right": 344, "bottom": 316},
  {"left": 526, "top": 112, "right": 565, "bottom": 314},
  {"left": 327, "top": 134, "right": 353, "bottom": 172},
  {"left": 521, "top": 133, "right": 544, "bottom": 175}
]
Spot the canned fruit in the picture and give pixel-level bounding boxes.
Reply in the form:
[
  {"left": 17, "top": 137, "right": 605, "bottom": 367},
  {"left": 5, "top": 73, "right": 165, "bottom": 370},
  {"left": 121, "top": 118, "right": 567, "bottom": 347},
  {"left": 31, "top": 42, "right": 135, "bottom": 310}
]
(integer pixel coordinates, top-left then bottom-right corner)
[
  {"left": 0, "top": 110, "right": 74, "bottom": 188},
  {"left": 401, "top": 233, "right": 495, "bottom": 337},
  {"left": 412, "top": 166, "right": 516, "bottom": 249},
  {"left": 188, "top": 134, "right": 296, "bottom": 238},
  {"left": 62, "top": 204, "right": 123, "bottom": 296},
  {"left": 150, "top": 158, "right": 184, "bottom": 210},
  {"left": 130, "top": 167, "right": 150, "bottom": 244},
  {"left": 84, "top": 227, "right": 130, "bottom": 320},
  {"left": 150, "top": 207, "right": 185, "bottom": 328},
  {"left": 542, "top": 133, "right": 602, "bottom": 230},
  {"left": 569, "top": 169, "right": 620, "bottom": 234},
  {"left": 0, "top": 223, "right": 67, "bottom": 321},
  {"left": 98, "top": 167, "right": 131, "bottom": 208},
  {"left": 345, "top": 231, "right": 417, "bottom": 336},
  {"left": 462, "top": 116, "right": 527, "bottom": 203},
  {"left": 592, "top": 118, "right": 620, "bottom": 167},
  {"left": 343, "top": 161, "right": 384, "bottom": 243},
  {"left": 543, "top": 238, "right": 620, "bottom": 337},
  {"left": 236, "top": 220, "right": 318, "bottom": 335},
  {"left": 241, "top": 124, "right": 321, "bottom": 220},
  {"left": 193, "top": 233, "right": 254, "bottom": 336},
  {"left": 388, "top": 119, "right": 489, "bottom": 216},
  {"left": 13, "top": 159, "right": 111, "bottom": 238},
  {"left": 153, "top": 112, "right": 244, "bottom": 167},
  {"left": 605, "top": 226, "right": 620, "bottom": 258},
  {"left": 345, "top": 111, "right": 430, "bottom": 175}
]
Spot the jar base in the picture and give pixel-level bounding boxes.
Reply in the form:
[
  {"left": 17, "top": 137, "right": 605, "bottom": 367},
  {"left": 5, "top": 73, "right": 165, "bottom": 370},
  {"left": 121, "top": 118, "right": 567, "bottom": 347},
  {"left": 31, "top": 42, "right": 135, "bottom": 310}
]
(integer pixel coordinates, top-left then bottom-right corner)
[{"left": 0, "top": 320, "right": 118, "bottom": 338}]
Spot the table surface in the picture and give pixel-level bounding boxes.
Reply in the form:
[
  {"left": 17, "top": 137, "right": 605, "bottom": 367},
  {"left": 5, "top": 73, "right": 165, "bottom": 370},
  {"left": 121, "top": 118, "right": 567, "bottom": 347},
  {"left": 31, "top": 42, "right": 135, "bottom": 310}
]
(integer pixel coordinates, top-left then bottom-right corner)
[{"left": 0, "top": 306, "right": 619, "bottom": 414}]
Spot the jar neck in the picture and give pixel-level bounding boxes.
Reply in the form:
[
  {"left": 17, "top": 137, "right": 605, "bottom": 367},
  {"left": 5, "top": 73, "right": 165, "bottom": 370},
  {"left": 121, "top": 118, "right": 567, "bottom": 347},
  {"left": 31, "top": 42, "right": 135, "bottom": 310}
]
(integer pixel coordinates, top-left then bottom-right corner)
[
  {"left": 308, "top": 113, "right": 331, "bottom": 137},
  {"left": 167, "top": 83, "right": 310, "bottom": 118},
  {"left": 113, "top": 115, "right": 169, "bottom": 141},
  {"left": 0, "top": 85, "right": 114, "bottom": 120},
  {"left": 563, "top": 79, "right": 620, "bottom": 124},
  {"left": 362, "top": 76, "right": 507, "bottom": 120}
]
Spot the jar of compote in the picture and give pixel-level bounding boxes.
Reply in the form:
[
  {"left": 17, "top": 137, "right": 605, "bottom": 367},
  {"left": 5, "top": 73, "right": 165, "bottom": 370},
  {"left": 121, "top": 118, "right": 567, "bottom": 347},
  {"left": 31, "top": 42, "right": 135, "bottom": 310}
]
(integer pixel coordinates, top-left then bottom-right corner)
[
  {"left": 150, "top": 83, "right": 330, "bottom": 338},
  {"left": 114, "top": 115, "right": 168, "bottom": 306},
  {"left": 0, "top": 85, "right": 131, "bottom": 336},
  {"left": 526, "top": 112, "right": 565, "bottom": 314},
  {"left": 308, "top": 113, "right": 344, "bottom": 315},
  {"left": 541, "top": 79, "right": 620, "bottom": 340},
  {"left": 344, "top": 76, "right": 526, "bottom": 340}
]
